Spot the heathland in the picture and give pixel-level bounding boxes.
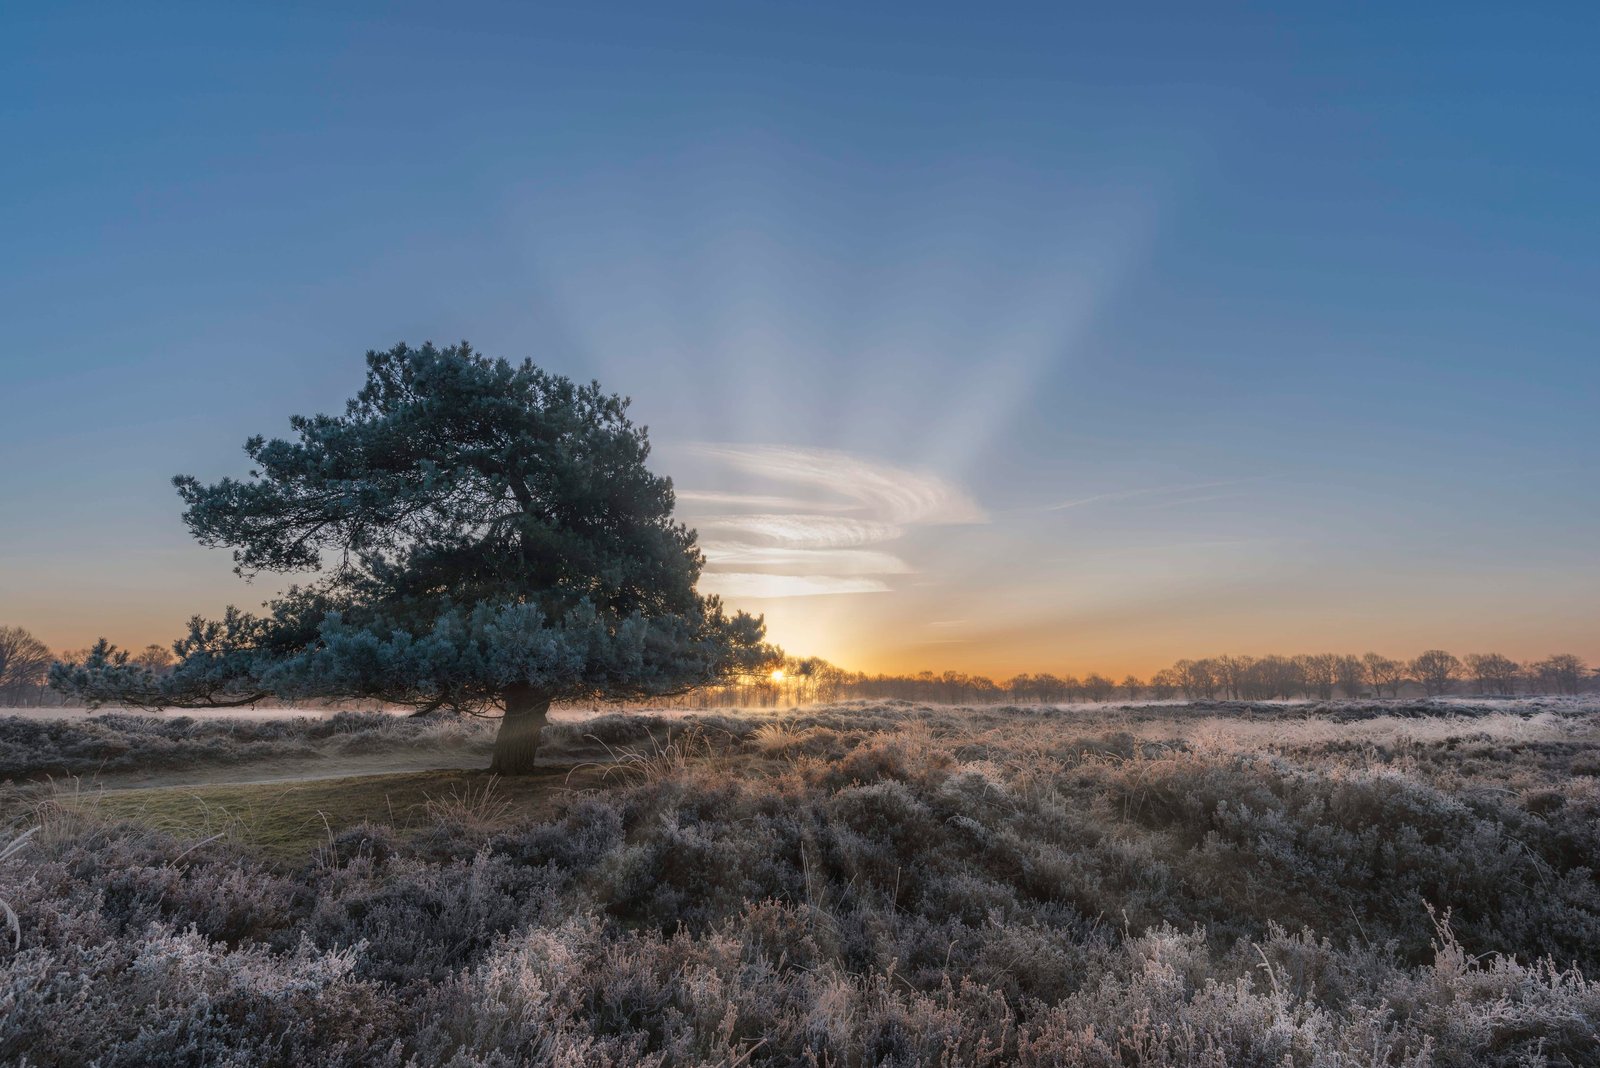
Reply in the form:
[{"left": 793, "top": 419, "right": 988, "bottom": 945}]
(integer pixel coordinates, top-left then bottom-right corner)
[{"left": 1, "top": 698, "right": 1597, "bottom": 1066}]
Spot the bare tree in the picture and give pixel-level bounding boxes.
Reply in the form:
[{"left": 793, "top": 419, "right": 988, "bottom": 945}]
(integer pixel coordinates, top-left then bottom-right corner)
[
  {"left": 1335, "top": 655, "right": 1366, "bottom": 698},
  {"left": 1033, "top": 673, "right": 1068, "bottom": 704},
  {"left": 1531, "top": 654, "right": 1586, "bottom": 696},
  {"left": 969, "top": 674, "right": 1002, "bottom": 703},
  {"left": 1082, "top": 673, "right": 1116, "bottom": 702},
  {"left": 131, "top": 644, "right": 176, "bottom": 675},
  {"left": 1251, "top": 655, "right": 1303, "bottom": 700},
  {"left": 1362, "top": 653, "right": 1405, "bottom": 697},
  {"left": 0, "top": 626, "right": 53, "bottom": 706},
  {"left": 1465, "top": 652, "right": 1521, "bottom": 696},
  {"left": 1299, "top": 654, "right": 1340, "bottom": 700},
  {"left": 677, "top": 648, "right": 1589, "bottom": 708},
  {"left": 1149, "top": 669, "right": 1179, "bottom": 701},
  {"left": 1214, "top": 654, "right": 1255, "bottom": 700},
  {"left": 1409, "top": 650, "right": 1462, "bottom": 697},
  {"left": 1173, "top": 659, "right": 1220, "bottom": 699}
]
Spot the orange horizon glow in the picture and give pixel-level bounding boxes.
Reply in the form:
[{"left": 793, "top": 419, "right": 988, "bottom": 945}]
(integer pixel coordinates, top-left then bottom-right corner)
[
  {"left": 7, "top": 446, "right": 1596, "bottom": 684},
  {"left": 25, "top": 605, "right": 1594, "bottom": 687}
]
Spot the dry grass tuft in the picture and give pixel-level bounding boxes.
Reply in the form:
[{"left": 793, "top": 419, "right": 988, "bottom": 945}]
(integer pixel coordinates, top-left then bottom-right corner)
[{"left": 423, "top": 775, "right": 512, "bottom": 832}]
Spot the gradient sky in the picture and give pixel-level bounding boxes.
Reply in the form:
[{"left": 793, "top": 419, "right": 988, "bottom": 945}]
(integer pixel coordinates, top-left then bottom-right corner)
[{"left": 3, "top": 3, "right": 1597, "bottom": 677}]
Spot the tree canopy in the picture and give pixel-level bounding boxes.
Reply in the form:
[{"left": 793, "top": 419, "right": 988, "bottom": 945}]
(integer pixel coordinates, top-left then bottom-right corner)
[{"left": 52, "top": 342, "right": 776, "bottom": 770}]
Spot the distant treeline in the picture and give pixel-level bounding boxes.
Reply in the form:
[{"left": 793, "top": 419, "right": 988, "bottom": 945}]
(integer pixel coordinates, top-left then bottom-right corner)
[
  {"left": 681, "top": 649, "right": 1595, "bottom": 708},
  {"left": 2, "top": 623, "right": 1592, "bottom": 710}
]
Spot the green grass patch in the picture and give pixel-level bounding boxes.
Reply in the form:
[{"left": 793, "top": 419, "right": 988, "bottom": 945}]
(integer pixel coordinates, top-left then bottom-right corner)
[{"left": 75, "top": 767, "right": 595, "bottom": 861}]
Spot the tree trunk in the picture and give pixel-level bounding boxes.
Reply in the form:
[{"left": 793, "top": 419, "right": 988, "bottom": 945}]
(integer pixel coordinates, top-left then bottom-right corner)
[{"left": 490, "top": 686, "right": 550, "bottom": 774}]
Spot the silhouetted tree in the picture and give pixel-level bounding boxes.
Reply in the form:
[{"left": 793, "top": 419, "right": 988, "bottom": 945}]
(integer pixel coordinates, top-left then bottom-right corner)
[
  {"left": 685, "top": 648, "right": 1590, "bottom": 707},
  {"left": 1532, "top": 654, "right": 1586, "bottom": 695},
  {"left": 131, "top": 644, "right": 176, "bottom": 675},
  {"left": 1033, "top": 673, "right": 1067, "bottom": 703},
  {"left": 1210, "top": 654, "right": 1250, "bottom": 700},
  {"left": 1362, "top": 652, "right": 1405, "bottom": 697},
  {"left": 1465, "top": 652, "right": 1520, "bottom": 696},
  {"left": 1298, "top": 654, "right": 1339, "bottom": 700},
  {"left": 791, "top": 656, "right": 848, "bottom": 704},
  {"left": 1335, "top": 655, "right": 1366, "bottom": 698},
  {"left": 0, "top": 626, "right": 53, "bottom": 705},
  {"left": 1082, "top": 673, "right": 1116, "bottom": 702},
  {"left": 1173, "top": 659, "right": 1218, "bottom": 699},
  {"left": 1252, "top": 655, "right": 1303, "bottom": 700},
  {"left": 1409, "top": 650, "right": 1462, "bottom": 697},
  {"left": 51, "top": 343, "right": 775, "bottom": 771}
]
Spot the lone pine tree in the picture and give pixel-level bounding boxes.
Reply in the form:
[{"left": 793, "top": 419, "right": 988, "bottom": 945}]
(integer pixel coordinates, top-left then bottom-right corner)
[{"left": 52, "top": 342, "right": 776, "bottom": 772}]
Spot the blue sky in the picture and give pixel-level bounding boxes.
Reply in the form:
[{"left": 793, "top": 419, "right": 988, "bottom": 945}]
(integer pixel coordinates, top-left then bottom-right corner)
[{"left": 3, "top": 3, "right": 1597, "bottom": 674}]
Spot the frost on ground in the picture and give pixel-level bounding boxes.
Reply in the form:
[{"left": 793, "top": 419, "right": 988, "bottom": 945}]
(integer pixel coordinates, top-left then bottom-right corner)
[
  {"left": 1, "top": 699, "right": 1598, "bottom": 1066},
  {"left": 0, "top": 710, "right": 499, "bottom": 786}
]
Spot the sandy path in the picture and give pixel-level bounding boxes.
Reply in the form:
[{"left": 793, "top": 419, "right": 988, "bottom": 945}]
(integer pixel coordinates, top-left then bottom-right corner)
[{"left": 84, "top": 749, "right": 499, "bottom": 793}]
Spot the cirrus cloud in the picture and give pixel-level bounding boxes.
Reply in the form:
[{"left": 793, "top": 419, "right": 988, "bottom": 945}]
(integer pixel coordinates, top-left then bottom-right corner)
[
  {"left": 695, "top": 515, "right": 904, "bottom": 549},
  {"left": 680, "top": 444, "right": 983, "bottom": 599},
  {"left": 698, "top": 542, "right": 914, "bottom": 575},
  {"left": 688, "top": 444, "right": 985, "bottom": 525},
  {"left": 699, "top": 573, "right": 893, "bottom": 598}
]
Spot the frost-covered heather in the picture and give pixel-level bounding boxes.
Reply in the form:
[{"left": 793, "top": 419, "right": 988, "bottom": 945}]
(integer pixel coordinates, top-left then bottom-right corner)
[
  {"left": 2, "top": 699, "right": 1599, "bottom": 1066},
  {"left": 0, "top": 711, "right": 497, "bottom": 780}
]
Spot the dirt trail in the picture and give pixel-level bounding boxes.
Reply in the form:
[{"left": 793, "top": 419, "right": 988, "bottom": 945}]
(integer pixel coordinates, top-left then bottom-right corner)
[
  {"left": 70, "top": 763, "right": 610, "bottom": 862},
  {"left": 83, "top": 749, "right": 498, "bottom": 793}
]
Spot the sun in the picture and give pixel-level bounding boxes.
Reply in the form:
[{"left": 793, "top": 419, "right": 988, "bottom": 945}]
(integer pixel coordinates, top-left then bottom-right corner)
[{"left": 770, "top": 668, "right": 786, "bottom": 683}]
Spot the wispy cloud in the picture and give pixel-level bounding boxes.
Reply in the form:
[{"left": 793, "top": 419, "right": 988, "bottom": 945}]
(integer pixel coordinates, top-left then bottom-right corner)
[
  {"left": 682, "top": 444, "right": 981, "bottom": 598},
  {"left": 699, "top": 573, "right": 893, "bottom": 599},
  {"left": 699, "top": 542, "right": 912, "bottom": 575},
  {"left": 689, "top": 444, "right": 985, "bottom": 524},
  {"left": 696, "top": 515, "right": 903, "bottom": 549},
  {"left": 674, "top": 490, "right": 855, "bottom": 512}
]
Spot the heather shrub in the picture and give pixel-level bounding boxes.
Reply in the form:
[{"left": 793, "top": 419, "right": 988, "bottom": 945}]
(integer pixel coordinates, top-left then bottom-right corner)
[
  {"left": 543, "top": 711, "right": 663, "bottom": 749},
  {"left": 298, "top": 850, "right": 568, "bottom": 986},
  {"left": 2, "top": 699, "right": 1598, "bottom": 1066},
  {"left": 1, "top": 926, "right": 398, "bottom": 1067}
]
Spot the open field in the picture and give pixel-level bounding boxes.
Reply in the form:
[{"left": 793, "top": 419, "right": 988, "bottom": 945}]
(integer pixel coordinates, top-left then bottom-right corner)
[{"left": 2, "top": 699, "right": 1598, "bottom": 1065}]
